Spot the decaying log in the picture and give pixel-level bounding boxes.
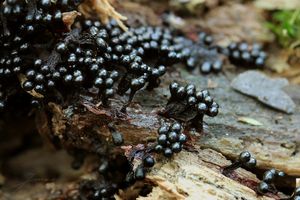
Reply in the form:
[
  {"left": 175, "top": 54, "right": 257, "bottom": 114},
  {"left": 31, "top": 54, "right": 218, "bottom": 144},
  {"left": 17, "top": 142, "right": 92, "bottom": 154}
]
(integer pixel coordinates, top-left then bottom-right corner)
[
  {"left": 47, "top": 71, "right": 300, "bottom": 176},
  {"left": 2, "top": 0, "right": 298, "bottom": 199},
  {"left": 27, "top": 71, "right": 298, "bottom": 199}
]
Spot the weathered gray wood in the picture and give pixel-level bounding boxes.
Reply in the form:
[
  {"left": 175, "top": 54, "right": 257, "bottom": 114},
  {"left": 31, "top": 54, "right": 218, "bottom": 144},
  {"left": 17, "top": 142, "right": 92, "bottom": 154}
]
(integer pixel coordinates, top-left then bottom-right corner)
[{"left": 51, "top": 69, "right": 300, "bottom": 178}]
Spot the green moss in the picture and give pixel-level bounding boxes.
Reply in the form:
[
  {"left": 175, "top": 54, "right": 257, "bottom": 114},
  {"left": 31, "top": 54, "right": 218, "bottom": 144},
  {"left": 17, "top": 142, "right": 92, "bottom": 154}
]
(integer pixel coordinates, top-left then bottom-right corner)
[{"left": 266, "top": 10, "right": 300, "bottom": 47}]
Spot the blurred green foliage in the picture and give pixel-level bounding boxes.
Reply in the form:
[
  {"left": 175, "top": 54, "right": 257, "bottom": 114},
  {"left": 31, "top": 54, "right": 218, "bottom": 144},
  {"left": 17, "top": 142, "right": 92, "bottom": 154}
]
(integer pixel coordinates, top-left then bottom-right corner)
[{"left": 266, "top": 10, "right": 300, "bottom": 47}]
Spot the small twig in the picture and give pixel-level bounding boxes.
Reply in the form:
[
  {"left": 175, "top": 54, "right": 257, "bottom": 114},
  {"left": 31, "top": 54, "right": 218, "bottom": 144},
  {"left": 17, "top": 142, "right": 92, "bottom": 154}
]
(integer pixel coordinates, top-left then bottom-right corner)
[{"left": 222, "top": 161, "right": 242, "bottom": 175}]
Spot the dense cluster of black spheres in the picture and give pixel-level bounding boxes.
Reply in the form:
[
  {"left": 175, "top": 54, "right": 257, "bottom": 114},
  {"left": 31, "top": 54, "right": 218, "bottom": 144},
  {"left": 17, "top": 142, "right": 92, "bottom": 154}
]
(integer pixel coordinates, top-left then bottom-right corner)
[
  {"left": 127, "top": 122, "right": 187, "bottom": 183},
  {"left": 0, "top": 0, "right": 85, "bottom": 110},
  {"left": 0, "top": 0, "right": 268, "bottom": 113},
  {"left": 258, "top": 168, "right": 286, "bottom": 194},
  {"left": 155, "top": 122, "right": 187, "bottom": 157},
  {"left": 0, "top": 0, "right": 217, "bottom": 113},
  {"left": 185, "top": 32, "right": 268, "bottom": 73},
  {"left": 219, "top": 41, "right": 267, "bottom": 68},
  {"left": 162, "top": 82, "right": 219, "bottom": 127}
]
